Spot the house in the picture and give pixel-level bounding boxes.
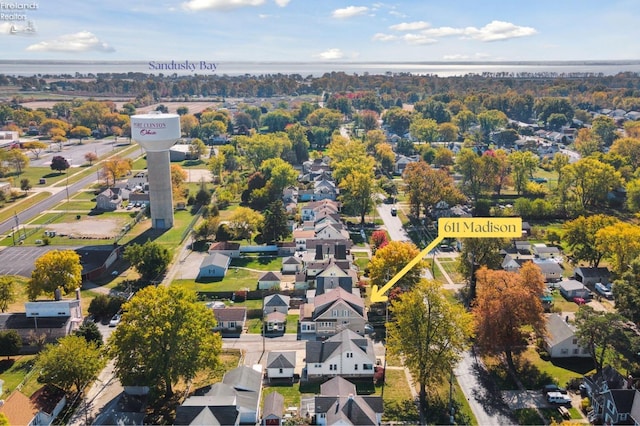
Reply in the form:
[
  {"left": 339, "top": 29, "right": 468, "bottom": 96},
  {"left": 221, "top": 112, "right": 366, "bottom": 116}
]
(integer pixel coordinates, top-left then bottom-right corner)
[
  {"left": 175, "top": 365, "right": 262, "bottom": 425},
  {"left": 292, "top": 229, "right": 315, "bottom": 251},
  {"left": 281, "top": 256, "right": 302, "bottom": 274},
  {"left": 535, "top": 261, "right": 564, "bottom": 283},
  {"left": 265, "top": 311, "right": 287, "bottom": 333},
  {"left": 574, "top": 267, "right": 611, "bottom": 286},
  {"left": 266, "top": 351, "right": 296, "bottom": 383},
  {"left": 315, "top": 260, "right": 357, "bottom": 296},
  {"left": 299, "top": 303, "right": 316, "bottom": 334},
  {"left": 213, "top": 307, "right": 247, "bottom": 335},
  {"left": 583, "top": 365, "right": 631, "bottom": 420},
  {"left": 263, "top": 294, "right": 290, "bottom": 316},
  {"left": 262, "top": 392, "right": 284, "bottom": 426},
  {"left": 95, "top": 187, "right": 124, "bottom": 211},
  {"left": 198, "top": 253, "right": 231, "bottom": 279},
  {"left": 394, "top": 154, "right": 419, "bottom": 175},
  {"left": 305, "top": 329, "right": 376, "bottom": 381},
  {"left": 315, "top": 223, "right": 349, "bottom": 241},
  {"left": 0, "top": 391, "right": 39, "bottom": 426},
  {"left": 559, "top": 279, "right": 591, "bottom": 300},
  {"left": 301, "top": 200, "right": 340, "bottom": 222},
  {"left": 258, "top": 271, "right": 283, "bottom": 290},
  {"left": 532, "top": 244, "right": 561, "bottom": 259},
  {"left": 544, "top": 314, "right": 590, "bottom": 358},
  {"left": 311, "top": 376, "right": 383, "bottom": 425},
  {"left": 276, "top": 241, "right": 297, "bottom": 257},
  {"left": 600, "top": 389, "right": 637, "bottom": 425},
  {"left": 208, "top": 241, "right": 241, "bottom": 259},
  {"left": 307, "top": 287, "right": 367, "bottom": 339}
]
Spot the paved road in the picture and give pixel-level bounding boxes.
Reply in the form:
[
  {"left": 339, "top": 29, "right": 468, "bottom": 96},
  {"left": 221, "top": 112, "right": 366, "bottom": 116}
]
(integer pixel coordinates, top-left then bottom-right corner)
[
  {"left": 376, "top": 203, "right": 411, "bottom": 242},
  {"left": 455, "top": 351, "right": 516, "bottom": 426}
]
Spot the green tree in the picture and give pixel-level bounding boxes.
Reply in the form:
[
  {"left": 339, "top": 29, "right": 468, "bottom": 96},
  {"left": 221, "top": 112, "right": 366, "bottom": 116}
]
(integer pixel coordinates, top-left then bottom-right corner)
[
  {"left": 236, "top": 132, "right": 292, "bottom": 171},
  {"left": 69, "top": 125, "right": 92, "bottom": 143},
  {"left": 0, "top": 276, "right": 16, "bottom": 312},
  {"left": 286, "top": 122, "right": 310, "bottom": 164},
  {"left": 563, "top": 215, "right": 618, "bottom": 267},
  {"left": 194, "top": 216, "right": 220, "bottom": 242},
  {"left": 409, "top": 117, "right": 439, "bottom": 143},
  {"left": 260, "top": 157, "right": 298, "bottom": 198},
  {"left": 596, "top": 222, "right": 640, "bottom": 275},
  {"left": 509, "top": 150, "right": 539, "bottom": 195},
  {"left": 123, "top": 240, "right": 172, "bottom": 282},
  {"left": 477, "top": 109, "right": 507, "bottom": 139},
  {"left": 261, "top": 109, "right": 294, "bottom": 132},
  {"left": 614, "top": 256, "right": 640, "bottom": 323},
  {"left": 0, "top": 412, "right": 9, "bottom": 426},
  {"left": 457, "top": 238, "right": 506, "bottom": 290},
  {"left": 75, "top": 321, "right": 103, "bottom": 347},
  {"left": 574, "top": 306, "right": 624, "bottom": 374},
  {"left": 387, "top": 280, "right": 473, "bottom": 423},
  {"left": 383, "top": 107, "right": 412, "bottom": 136},
  {"left": 28, "top": 250, "right": 82, "bottom": 300},
  {"left": 453, "top": 110, "right": 476, "bottom": 134},
  {"left": 455, "top": 148, "right": 486, "bottom": 200},
  {"left": 6, "top": 149, "right": 29, "bottom": 175},
  {"left": 20, "top": 178, "right": 31, "bottom": 194},
  {"left": 37, "top": 335, "right": 104, "bottom": 394},
  {"left": 262, "top": 200, "right": 290, "bottom": 243},
  {"left": 189, "top": 138, "right": 207, "bottom": 160},
  {"left": 0, "top": 330, "right": 21, "bottom": 360},
  {"left": 109, "top": 286, "right": 222, "bottom": 398},
  {"left": 550, "top": 152, "right": 569, "bottom": 182},
  {"left": 561, "top": 158, "right": 621, "bottom": 209},
  {"left": 626, "top": 178, "right": 640, "bottom": 212},
  {"left": 228, "top": 206, "right": 264, "bottom": 241},
  {"left": 339, "top": 170, "right": 376, "bottom": 225},
  {"left": 369, "top": 241, "right": 425, "bottom": 293},
  {"left": 591, "top": 115, "right": 618, "bottom": 147}
]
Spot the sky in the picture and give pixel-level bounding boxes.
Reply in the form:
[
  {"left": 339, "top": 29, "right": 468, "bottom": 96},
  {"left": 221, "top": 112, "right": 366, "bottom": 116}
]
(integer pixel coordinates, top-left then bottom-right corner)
[{"left": 1, "top": 0, "right": 639, "bottom": 63}]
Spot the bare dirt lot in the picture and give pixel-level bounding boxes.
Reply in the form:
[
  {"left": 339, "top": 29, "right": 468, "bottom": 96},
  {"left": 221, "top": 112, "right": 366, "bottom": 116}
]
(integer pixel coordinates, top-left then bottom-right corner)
[{"left": 45, "top": 217, "right": 123, "bottom": 239}]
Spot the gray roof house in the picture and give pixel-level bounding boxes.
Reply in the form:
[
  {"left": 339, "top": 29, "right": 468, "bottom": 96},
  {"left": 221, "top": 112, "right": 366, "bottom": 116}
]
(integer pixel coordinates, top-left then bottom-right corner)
[
  {"left": 312, "top": 376, "right": 383, "bottom": 426},
  {"left": 266, "top": 351, "right": 296, "bottom": 383},
  {"left": 175, "top": 365, "right": 262, "bottom": 425},
  {"left": 574, "top": 267, "right": 611, "bottom": 286},
  {"left": 559, "top": 279, "right": 591, "bottom": 300},
  {"left": 305, "top": 329, "right": 376, "bottom": 381},
  {"left": 261, "top": 391, "right": 284, "bottom": 426},
  {"left": 263, "top": 294, "right": 290, "bottom": 316},
  {"left": 544, "top": 313, "right": 590, "bottom": 358},
  {"left": 198, "top": 253, "right": 231, "bottom": 279}
]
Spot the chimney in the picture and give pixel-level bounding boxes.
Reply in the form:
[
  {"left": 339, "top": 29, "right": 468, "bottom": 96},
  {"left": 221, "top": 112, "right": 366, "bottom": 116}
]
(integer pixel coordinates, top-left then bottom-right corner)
[
  {"left": 335, "top": 244, "right": 346, "bottom": 260},
  {"left": 315, "top": 245, "right": 323, "bottom": 260},
  {"left": 54, "top": 287, "right": 61, "bottom": 301},
  {"left": 76, "top": 288, "right": 81, "bottom": 301}
]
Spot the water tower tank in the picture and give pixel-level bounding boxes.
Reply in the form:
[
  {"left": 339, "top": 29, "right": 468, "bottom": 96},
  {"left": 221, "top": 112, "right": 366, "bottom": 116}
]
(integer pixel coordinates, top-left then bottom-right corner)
[{"left": 131, "top": 113, "right": 181, "bottom": 229}]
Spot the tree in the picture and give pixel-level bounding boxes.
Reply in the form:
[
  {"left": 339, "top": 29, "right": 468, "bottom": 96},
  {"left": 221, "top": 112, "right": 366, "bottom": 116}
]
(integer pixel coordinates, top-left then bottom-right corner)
[
  {"left": 591, "top": 115, "right": 618, "bottom": 147},
  {"left": 28, "top": 250, "right": 82, "bottom": 300},
  {"left": 84, "top": 151, "right": 98, "bottom": 165},
  {"left": 286, "top": 122, "right": 310, "bottom": 164},
  {"left": 236, "top": 133, "right": 292, "bottom": 171},
  {"left": 170, "top": 163, "right": 188, "bottom": 195},
  {"left": 561, "top": 158, "right": 621, "bottom": 209},
  {"left": 260, "top": 157, "right": 298, "bottom": 198},
  {"left": 438, "top": 122, "right": 458, "bottom": 142},
  {"left": 574, "top": 306, "right": 625, "bottom": 374},
  {"left": 455, "top": 148, "right": 486, "bottom": 200},
  {"left": 369, "top": 241, "right": 425, "bottom": 293},
  {"left": 403, "top": 161, "right": 464, "bottom": 219},
  {"left": 477, "top": 109, "right": 507, "bottom": 139},
  {"left": 0, "top": 276, "right": 16, "bottom": 312},
  {"left": 109, "top": 286, "right": 222, "bottom": 398},
  {"left": 22, "top": 141, "right": 48, "bottom": 159},
  {"left": 383, "top": 107, "right": 412, "bottom": 136},
  {"left": 37, "top": 335, "right": 104, "bottom": 394},
  {"left": 614, "top": 256, "right": 640, "bottom": 323},
  {"left": 50, "top": 155, "right": 70, "bottom": 174},
  {"left": 262, "top": 200, "right": 289, "bottom": 243},
  {"left": 75, "top": 321, "right": 103, "bottom": 347},
  {"left": 0, "top": 330, "right": 21, "bottom": 360},
  {"left": 20, "top": 178, "right": 31, "bottom": 194},
  {"left": 457, "top": 238, "right": 506, "bottom": 299},
  {"left": 595, "top": 222, "right": 640, "bottom": 275},
  {"left": 88, "top": 294, "right": 125, "bottom": 320},
  {"left": 509, "top": 150, "right": 538, "bottom": 195},
  {"left": 101, "top": 157, "right": 132, "bottom": 186},
  {"left": 387, "top": 280, "right": 473, "bottom": 423},
  {"left": 626, "top": 178, "right": 640, "bottom": 212},
  {"left": 610, "top": 137, "right": 640, "bottom": 168},
  {"left": 123, "top": 240, "right": 172, "bottom": 282},
  {"left": 0, "top": 413, "right": 9, "bottom": 426},
  {"left": 194, "top": 216, "right": 220, "bottom": 242},
  {"left": 189, "top": 138, "right": 207, "bottom": 160},
  {"left": 338, "top": 170, "right": 376, "bottom": 225},
  {"left": 69, "top": 126, "right": 91, "bottom": 143},
  {"left": 410, "top": 117, "right": 439, "bottom": 143},
  {"left": 375, "top": 143, "right": 395, "bottom": 174},
  {"left": 228, "top": 206, "right": 264, "bottom": 241},
  {"left": 550, "top": 152, "right": 569, "bottom": 182},
  {"left": 473, "top": 263, "right": 546, "bottom": 372},
  {"left": 369, "top": 230, "right": 389, "bottom": 255},
  {"left": 6, "top": 149, "right": 29, "bottom": 175},
  {"left": 563, "top": 215, "right": 618, "bottom": 267}
]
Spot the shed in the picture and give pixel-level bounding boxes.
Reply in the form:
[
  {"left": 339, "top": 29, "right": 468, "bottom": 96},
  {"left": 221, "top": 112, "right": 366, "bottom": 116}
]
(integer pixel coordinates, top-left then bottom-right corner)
[
  {"left": 262, "top": 391, "right": 284, "bottom": 425},
  {"left": 559, "top": 279, "right": 591, "bottom": 300},
  {"left": 574, "top": 267, "right": 611, "bottom": 286},
  {"left": 258, "top": 271, "right": 283, "bottom": 290},
  {"left": 197, "top": 253, "right": 231, "bottom": 279}
]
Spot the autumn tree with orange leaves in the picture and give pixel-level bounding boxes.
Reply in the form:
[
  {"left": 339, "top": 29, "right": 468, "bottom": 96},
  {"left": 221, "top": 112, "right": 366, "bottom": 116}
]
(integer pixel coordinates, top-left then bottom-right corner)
[{"left": 473, "top": 262, "right": 546, "bottom": 372}]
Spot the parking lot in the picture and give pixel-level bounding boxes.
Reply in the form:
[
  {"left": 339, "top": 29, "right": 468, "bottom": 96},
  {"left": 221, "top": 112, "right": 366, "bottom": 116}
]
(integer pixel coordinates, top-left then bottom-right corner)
[{"left": 0, "top": 245, "right": 81, "bottom": 277}]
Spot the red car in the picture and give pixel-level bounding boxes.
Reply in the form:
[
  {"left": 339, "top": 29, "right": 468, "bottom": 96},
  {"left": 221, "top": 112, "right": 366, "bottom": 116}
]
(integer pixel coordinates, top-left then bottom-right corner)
[{"left": 573, "top": 297, "right": 586, "bottom": 305}]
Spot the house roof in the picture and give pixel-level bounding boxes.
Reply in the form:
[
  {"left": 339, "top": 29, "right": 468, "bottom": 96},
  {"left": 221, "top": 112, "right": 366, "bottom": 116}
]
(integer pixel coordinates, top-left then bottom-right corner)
[
  {"left": 574, "top": 267, "right": 610, "bottom": 278},
  {"left": 174, "top": 405, "right": 239, "bottom": 426},
  {"left": 292, "top": 229, "right": 315, "bottom": 239},
  {"left": 267, "top": 351, "right": 296, "bottom": 369},
  {"left": 314, "top": 287, "right": 364, "bottom": 312},
  {"left": 265, "top": 311, "right": 286, "bottom": 323},
  {"left": 200, "top": 253, "right": 231, "bottom": 269},
  {"left": 320, "top": 375, "right": 356, "bottom": 396},
  {"left": 263, "top": 392, "right": 284, "bottom": 419},
  {"left": 213, "top": 307, "right": 247, "bottom": 322},
  {"left": 264, "top": 294, "right": 290, "bottom": 308},
  {"left": 610, "top": 389, "right": 636, "bottom": 414},
  {"left": 223, "top": 365, "right": 262, "bottom": 393},
  {"left": 282, "top": 256, "right": 302, "bottom": 265},
  {"left": 315, "top": 378, "right": 383, "bottom": 426},
  {"left": 259, "top": 271, "right": 283, "bottom": 282},
  {"left": 0, "top": 391, "right": 38, "bottom": 426},
  {"left": 533, "top": 245, "right": 560, "bottom": 254},
  {"left": 559, "top": 279, "right": 586, "bottom": 291},
  {"left": 534, "top": 261, "right": 563, "bottom": 274},
  {"left": 546, "top": 313, "right": 577, "bottom": 347},
  {"left": 208, "top": 241, "right": 240, "bottom": 252},
  {"left": 306, "top": 329, "right": 373, "bottom": 364}
]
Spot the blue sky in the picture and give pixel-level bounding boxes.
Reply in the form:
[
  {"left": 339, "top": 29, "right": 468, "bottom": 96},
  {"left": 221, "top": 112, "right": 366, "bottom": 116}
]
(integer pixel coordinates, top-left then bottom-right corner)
[{"left": 2, "top": 0, "right": 639, "bottom": 62}]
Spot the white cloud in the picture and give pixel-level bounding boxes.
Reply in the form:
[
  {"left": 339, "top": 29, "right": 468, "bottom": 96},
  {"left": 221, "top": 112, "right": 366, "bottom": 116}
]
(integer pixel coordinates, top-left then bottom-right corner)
[
  {"left": 422, "top": 26, "right": 464, "bottom": 37},
  {"left": 259, "top": 13, "right": 271, "bottom": 18},
  {"left": 372, "top": 33, "right": 397, "bottom": 42},
  {"left": 402, "top": 33, "right": 436, "bottom": 45},
  {"left": 314, "top": 48, "right": 345, "bottom": 60},
  {"left": 389, "top": 21, "right": 429, "bottom": 31},
  {"left": 462, "top": 20, "right": 537, "bottom": 42},
  {"left": 274, "top": 0, "right": 290, "bottom": 6},
  {"left": 389, "top": 10, "right": 406, "bottom": 18},
  {"left": 182, "top": 0, "right": 265, "bottom": 12},
  {"left": 443, "top": 53, "right": 491, "bottom": 60},
  {"left": 332, "top": 6, "right": 368, "bottom": 19},
  {"left": 26, "top": 31, "right": 115, "bottom": 53}
]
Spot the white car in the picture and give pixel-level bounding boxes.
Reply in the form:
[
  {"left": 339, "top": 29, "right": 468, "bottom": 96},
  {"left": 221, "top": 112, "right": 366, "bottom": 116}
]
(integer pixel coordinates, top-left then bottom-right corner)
[{"left": 109, "top": 314, "right": 121, "bottom": 327}]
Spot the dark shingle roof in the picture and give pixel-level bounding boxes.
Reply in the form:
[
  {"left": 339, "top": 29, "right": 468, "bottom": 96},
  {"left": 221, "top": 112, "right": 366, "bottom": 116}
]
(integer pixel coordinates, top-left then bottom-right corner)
[
  {"left": 267, "top": 351, "right": 296, "bottom": 369},
  {"left": 212, "top": 307, "right": 246, "bottom": 322},
  {"left": 263, "top": 392, "right": 284, "bottom": 419}
]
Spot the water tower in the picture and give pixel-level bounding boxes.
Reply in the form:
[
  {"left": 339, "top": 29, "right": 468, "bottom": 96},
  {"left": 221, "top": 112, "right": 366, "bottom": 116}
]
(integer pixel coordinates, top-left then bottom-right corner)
[{"left": 131, "top": 113, "right": 181, "bottom": 229}]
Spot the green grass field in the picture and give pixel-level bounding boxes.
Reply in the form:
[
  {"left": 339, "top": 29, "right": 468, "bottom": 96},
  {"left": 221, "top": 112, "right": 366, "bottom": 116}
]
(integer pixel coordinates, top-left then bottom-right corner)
[
  {"left": 230, "top": 256, "right": 282, "bottom": 271},
  {"left": 172, "top": 268, "right": 260, "bottom": 292}
]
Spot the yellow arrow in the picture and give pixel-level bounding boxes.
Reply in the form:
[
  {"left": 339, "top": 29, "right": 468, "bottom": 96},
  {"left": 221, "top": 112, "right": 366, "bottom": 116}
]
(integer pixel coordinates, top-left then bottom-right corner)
[{"left": 369, "top": 235, "right": 444, "bottom": 303}]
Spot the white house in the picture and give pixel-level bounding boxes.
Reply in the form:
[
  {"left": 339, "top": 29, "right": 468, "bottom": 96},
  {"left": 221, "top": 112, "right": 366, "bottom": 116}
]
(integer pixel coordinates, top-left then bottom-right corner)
[
  {"left": 305, "top": 329, "right": 376, "bottom": 381},
  {"left": 292, "top": 229, "right": 315, "bottom": 251},
  {"left": 263, "top": 294, "right": 290, "bottom": 316},
  {"left": 258, "top": 271, "right": 283, "bottom": 290},
  {"left": 532, "top": 244, "right": 561, "bottom": 259},
  {"left": 312, "top": 377, "right": 383, "bottom": 426},
  {"left": 197, "top": 253, "right": 231, "bottom": 279},
  {"left": 266, "top": 351, "right": 296, "bottom": 383},
  {"left": 545, "top": 314, "right": 590, "bottom": 358},
  {"left": 314, "top": 223, "right": 349, "bottom": 241},
  {"left": 208, "top": 241, "right": 241, "bottom": 259},
  {"left": 281, "top": 256, "right": 302, "bottom": 274},
  {"left": 559, "top": 279, "right": 591, "bottom": 299}
]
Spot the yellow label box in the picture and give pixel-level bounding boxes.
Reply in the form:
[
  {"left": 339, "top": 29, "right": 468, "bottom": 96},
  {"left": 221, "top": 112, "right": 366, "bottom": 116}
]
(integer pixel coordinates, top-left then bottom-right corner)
[{"left": 438, "top": 217, "right": 522, "bottom": 238}]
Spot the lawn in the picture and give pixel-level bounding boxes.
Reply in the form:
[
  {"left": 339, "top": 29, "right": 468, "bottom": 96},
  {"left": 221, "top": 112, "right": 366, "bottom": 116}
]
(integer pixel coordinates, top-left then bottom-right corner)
[
  {"left": 262, "top": 383, "right": 305, "bottom": 409},
  {"left": 0, "top": 191, "right": 51, "bottom": 224},
  {"left": 230, "top": 256, "right": 282, "bottom": 271},
  {"left": 0, "top": 355, "right": 37, "bottom": 398},
  {"left": 438, "top": 257, "right": 464, "bottom": 283},
  {"left": 519, "top": 346, "right": 594, "bottom": 390},
  {"left": 172, "top": 268, "right": 260, "bottom": 292}
]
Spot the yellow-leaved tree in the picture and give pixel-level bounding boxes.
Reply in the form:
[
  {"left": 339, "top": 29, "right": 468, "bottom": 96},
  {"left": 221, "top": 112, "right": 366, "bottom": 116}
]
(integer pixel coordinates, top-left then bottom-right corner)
[{"left": 28, "top": 249, "right": 82, "bottom": 300}]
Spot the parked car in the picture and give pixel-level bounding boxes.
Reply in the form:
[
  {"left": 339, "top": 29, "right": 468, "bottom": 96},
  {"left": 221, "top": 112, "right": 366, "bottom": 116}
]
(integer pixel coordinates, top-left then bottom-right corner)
[
  {"left": 390, "top": 206, "right": 397, "bottom": 216},
  {"left": 547, "top": 391, "right": 572, "bottom": 406},
  {"left": 543, "top": 384, "right": 567, "bottom": 395},
  {"left": 595, "top": 282, "right": 614, "bottom": 299},
  {"left": 572, "top": 297, "right": 586, "bottom": 305},
  {"left": 109, "top": 314, "right": 121, "bottom": 327}
]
